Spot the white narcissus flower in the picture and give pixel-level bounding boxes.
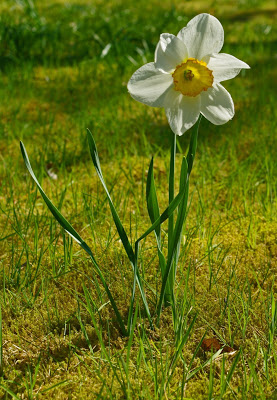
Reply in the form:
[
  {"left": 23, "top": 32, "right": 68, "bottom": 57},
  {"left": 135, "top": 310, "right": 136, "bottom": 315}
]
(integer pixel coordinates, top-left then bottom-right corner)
[{"left": 127, "top": 13, "right": 250, "bottom": 136}]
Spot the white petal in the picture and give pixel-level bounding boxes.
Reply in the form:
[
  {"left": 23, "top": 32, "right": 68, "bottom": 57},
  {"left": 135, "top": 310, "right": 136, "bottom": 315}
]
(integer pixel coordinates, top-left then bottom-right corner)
[
  {"left": 205, "top": 53, "right": 250, "bottom": 82},
  {"left": 127, "top": 62, "right": 173, "bottom": 107},
  {"left": 164, "top": 90, "right": 201, "bottom": 135},
  {"left": 177, "top": 13, "right": 224, "bottom": 60},
  {"left": 200, "top": 83, "right": 234, "bottom": 125},
  {"left": 154, "top": 33, "right": 188, "bottom": 73}
]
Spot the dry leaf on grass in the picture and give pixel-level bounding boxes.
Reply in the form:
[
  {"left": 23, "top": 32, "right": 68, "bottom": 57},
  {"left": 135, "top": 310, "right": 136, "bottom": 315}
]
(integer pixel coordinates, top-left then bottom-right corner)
[{"left": 201, "top": 338, "right": 236, "bottom": 354}]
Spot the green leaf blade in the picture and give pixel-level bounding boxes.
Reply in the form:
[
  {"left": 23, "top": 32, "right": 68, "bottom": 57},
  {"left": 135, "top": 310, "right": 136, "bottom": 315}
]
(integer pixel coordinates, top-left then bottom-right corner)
[
  {"left": 20, "top": 141, "right": 89, "bottom": 255},
  {"left": 20, "top": 141, "right": 128, "bottom": 336},
  {"left": 146, "top": 157, "right": 161, "bottom": 240},
  {"left": 86, "top": 130, "right": 135, "bottom": 265},
  {"left": 87, "top": 130, "right": 153, "bottom": 329}
]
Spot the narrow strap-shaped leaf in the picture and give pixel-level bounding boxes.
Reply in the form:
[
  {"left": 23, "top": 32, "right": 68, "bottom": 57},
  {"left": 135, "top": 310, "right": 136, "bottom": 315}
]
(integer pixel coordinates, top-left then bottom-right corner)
[
  {"left": 173, "top": 154, "right": 190, "bottom": 271},
  {"left": 135, "top": 190, "right": 184, "bottom": 245},
  {"left": 127, "top": 252, "right": 138, "bottom": 334},
  {"left": 146, "top": 157, "right": 167, "bottom": 280},
  {"left": 136, "top": 115, "right": 200, "bottom": 249},
  {"left": 133, "top": 241, "right": 152, "bottom": 328},
  {"left": 133, "top": 184, "right": 188, "bottom": 311},
  {"left": 187, "top": 115, "right": 201, "bottom": 175},
  {"left": 157, "top": 247, "right": 166, "bottom": 279},
  {"left": 146, "top": 157, "right": 161, "bottom": 240},
  {"left": 21, "top": 142, "right": 89, "bottom": 253},
  {"left": 87, "top": 130, "right": 135, "bottom": 265},
  {"left": 20, "top": 141, "right": 128, "bottom": 336},
  {"left": 86, "top": 130, "right": 152, "bottom": 328}
]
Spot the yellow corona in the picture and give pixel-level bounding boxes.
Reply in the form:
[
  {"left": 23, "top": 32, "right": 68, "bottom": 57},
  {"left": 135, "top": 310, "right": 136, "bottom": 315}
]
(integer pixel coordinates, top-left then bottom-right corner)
[{"left": 172, "top": 58, "right": 213, "bottom": 97}]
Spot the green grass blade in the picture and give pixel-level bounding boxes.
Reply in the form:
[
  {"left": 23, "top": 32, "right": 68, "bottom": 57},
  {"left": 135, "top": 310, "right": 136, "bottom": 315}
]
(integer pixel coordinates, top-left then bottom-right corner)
[
  {"left": 186, "top": 348, "right": 223, "bottom": 382},
  {"left": 167, "top": 313, "right": 198, "bottom": 385},
  {"left": 208, "top": 350, "right": 215, "bottom": 400},
  {"left": 220, "top": 350, "right": 241, "bottom": 396},
  {"left": 0, "top": 305, "right": 2, "bottom": 377},
  {"left": 0, "top": 384, "right": 21, "bottom": 400},
  {"left": 248, "top": 361, "right": 266, "bottom": 398},
  {"left": 82, "top": 285, "right": 128, "bottom": 395},
  {"left": 20, "top": 141, "right": 127, "bottom": 336},
  {"left": 41, "top": 380, "right": 69, "bottom": 394}
]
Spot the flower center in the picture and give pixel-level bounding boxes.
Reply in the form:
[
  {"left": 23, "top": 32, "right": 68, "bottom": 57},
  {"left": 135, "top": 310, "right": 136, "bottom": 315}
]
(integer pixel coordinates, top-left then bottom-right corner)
[{"left": 172, "top": 58, "right": 213, "bottom": 97}]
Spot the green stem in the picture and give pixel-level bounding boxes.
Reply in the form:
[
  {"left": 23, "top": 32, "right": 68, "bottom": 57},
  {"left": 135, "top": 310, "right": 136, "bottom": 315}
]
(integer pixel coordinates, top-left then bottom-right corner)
[
  {"left": 169, "top": 133, "right": 176, "bottom": 227},
  {"left": 157, "top": 116, "right": 201, "bottom": 324}
]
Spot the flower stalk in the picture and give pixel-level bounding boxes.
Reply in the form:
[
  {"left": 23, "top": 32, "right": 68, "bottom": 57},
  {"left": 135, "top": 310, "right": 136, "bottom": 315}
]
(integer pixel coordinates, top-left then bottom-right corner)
[{"left": 156, "top": 116, "right": 201, "bottom": 325}]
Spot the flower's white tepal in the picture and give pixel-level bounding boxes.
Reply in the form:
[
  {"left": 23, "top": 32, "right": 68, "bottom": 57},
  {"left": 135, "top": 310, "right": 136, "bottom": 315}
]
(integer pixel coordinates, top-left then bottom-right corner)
[{"left": 127, "top": 13, "right": 250, "bottom": 136}]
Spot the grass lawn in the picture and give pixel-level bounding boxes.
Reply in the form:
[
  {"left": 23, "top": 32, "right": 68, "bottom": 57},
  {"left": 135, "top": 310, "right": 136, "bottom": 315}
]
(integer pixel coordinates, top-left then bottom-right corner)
[{"left": 0, "top": 0, "right": 277, "bottom": 398}]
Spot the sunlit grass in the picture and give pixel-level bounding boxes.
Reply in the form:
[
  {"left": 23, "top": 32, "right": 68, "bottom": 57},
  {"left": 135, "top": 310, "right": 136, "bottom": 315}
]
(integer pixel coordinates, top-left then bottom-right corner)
[{"left": 0, "top": 0, "right": 276, "bottom": 398}]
